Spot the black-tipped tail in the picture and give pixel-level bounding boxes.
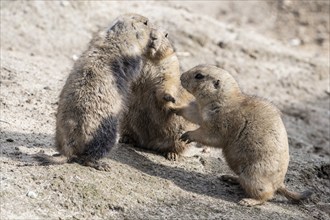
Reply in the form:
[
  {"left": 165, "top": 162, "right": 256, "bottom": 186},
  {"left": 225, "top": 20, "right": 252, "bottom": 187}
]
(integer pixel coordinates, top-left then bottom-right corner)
[
  {"left": 32, "top": 152, "right": 67, "bottom": 165},
  {"left": 277, "top": 186, "right": 313, "bottom": 202}
]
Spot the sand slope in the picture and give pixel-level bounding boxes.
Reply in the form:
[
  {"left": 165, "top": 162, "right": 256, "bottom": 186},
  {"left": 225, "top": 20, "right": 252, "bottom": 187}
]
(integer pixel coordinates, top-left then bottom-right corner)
[{"left": 1, "top": 1, "right": 329, "bottom": 219}]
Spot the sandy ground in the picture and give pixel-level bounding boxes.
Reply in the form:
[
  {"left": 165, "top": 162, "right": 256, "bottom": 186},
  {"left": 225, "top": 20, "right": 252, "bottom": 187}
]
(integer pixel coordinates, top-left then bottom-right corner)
[{"left": 1, "top": 1, "right": 329, "bottom": 219}]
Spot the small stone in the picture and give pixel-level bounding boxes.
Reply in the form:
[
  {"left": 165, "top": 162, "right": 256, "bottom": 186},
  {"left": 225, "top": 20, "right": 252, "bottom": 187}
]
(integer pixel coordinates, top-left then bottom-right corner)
[
  {"left": 60, "top": 1, "right": 70, "bottom": 7},
  {"left": 315, "top": 37, "right": 325, "bottom": 46},
  {"left": 26, "top": 191, "right": 38, "bottom": 199},
  {"left": 217, "top": 41, "right": 226, "bottom": 49},
  {"left": 72, "top": 54, "right": 79, "bottom": 61},
  {"left": 289, "top": 38, "right": 301, "bottom": 46}
]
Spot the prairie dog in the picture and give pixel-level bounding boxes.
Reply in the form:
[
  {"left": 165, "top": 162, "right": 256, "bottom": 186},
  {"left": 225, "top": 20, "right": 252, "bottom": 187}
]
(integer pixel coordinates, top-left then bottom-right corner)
[
  {"left": 119, "top": 32, "right": 197, "bottom": 160},
  {"left": 174, "top": 64, "right": 312, "bottom": 206},
  {"left": 48, "top": 14, "right": 165, "bottom": 170}
]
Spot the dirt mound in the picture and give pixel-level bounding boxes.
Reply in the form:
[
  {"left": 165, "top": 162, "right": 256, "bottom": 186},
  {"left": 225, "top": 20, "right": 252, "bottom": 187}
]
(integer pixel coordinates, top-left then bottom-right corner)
[{"left": 1, "top": 1, "right": 329, "bottom": 219}]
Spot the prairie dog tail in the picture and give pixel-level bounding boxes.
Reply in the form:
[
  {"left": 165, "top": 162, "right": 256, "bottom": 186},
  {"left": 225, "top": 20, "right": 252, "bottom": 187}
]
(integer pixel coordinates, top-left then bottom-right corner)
[
  {"left": 33, "top": 152, "right": 68, "bottom": 165},
  {"left": 277, "top": 185, "right": 312, "bottom": 202}
]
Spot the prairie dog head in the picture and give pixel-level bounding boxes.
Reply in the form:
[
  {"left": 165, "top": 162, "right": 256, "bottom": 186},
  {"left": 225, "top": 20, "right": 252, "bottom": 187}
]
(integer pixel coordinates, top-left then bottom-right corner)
[
  {"left": 147, "top": 29, "right": 174, "bottom": 60},
  {"left": 107, "top": 13, "right": 149, "bottom": 32},
  {"left": 180, "top": 65, "right": 241, "bottom": 103},
  {"left": 106, "top": 13, "right": 154, "bottom": 53}
]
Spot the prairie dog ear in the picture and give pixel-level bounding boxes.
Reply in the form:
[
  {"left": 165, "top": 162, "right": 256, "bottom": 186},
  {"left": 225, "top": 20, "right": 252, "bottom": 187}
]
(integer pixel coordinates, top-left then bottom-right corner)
[
  {"left": 107, "top": 18, "right": 125, "bottom": 34},
  {"left": 213, "top": 80, "right": 220, "bottom": 89}
]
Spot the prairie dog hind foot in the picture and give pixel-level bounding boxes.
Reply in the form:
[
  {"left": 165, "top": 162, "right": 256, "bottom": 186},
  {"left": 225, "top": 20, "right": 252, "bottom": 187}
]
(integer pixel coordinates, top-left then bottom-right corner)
[{"left": 70, "top": 157, "right": 111, "bottom": 172}]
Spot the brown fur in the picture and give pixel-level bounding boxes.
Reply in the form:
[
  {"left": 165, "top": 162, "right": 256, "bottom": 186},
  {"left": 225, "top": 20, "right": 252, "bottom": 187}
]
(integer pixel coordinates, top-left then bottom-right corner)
[
  {"left": 174, "top": 64, "right": 312, "bottom": 206},
  {"left": 119, "top": 32, "right": 197, "bottom": 160},
  {"left": 36, "top": 14, "right": 166, "bottom": 171}
]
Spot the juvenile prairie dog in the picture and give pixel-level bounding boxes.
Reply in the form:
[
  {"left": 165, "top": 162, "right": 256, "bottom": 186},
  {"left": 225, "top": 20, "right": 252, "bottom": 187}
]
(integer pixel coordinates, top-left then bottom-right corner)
[
  {"left": 44, "top": 14, "right": 165, "bottom": 170},
  {"left": 174, "top": 64, "right": 312, "bottom": 206},
  {"left": 119, "top": 32, "right": 196, "bottom": 160}
]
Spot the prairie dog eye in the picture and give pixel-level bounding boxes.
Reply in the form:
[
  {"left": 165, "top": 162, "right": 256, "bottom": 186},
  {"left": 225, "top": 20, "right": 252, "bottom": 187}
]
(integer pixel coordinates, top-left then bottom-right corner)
[
  {"left": 165, "top": 33, "right": 168, "bottom": 38},
  {"left": 144, "top": 20, "right": 148, "bottom": 26},
  {"left": 213, "top": 79, "right": 220, "bottom": 89},
  {"left": 195, "top": 73, "right": 204, "bottom": 79}
]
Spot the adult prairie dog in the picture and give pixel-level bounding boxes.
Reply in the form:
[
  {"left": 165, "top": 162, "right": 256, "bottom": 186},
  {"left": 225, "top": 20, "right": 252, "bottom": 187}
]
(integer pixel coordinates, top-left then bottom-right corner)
[
  {"left": 120, "top": 32, "right": 197, "bottom": 160},
  {"left": 174, "top": 64, "right": 312, "bottom": 206},
  {"left": 41, "top": 14, "right": 165, "bottom": 171}
]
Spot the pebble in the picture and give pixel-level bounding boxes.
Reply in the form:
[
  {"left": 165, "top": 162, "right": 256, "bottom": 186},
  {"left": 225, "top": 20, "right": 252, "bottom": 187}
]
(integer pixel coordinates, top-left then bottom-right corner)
[
  {"left": 289, "top": 38, "right": 301, "bottom": 46},
  {"left": 26, "top": 191, "right": 38, "bottom": 199},
  {"left": 72, "top": 54, "right": 79, "bottom": 61},
  {"left": 60, "top": 1, "right": 70, "bottom": 7}
]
